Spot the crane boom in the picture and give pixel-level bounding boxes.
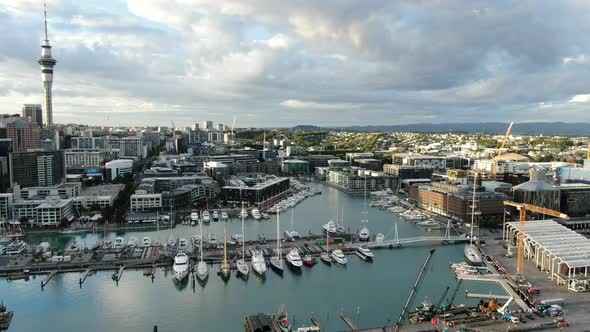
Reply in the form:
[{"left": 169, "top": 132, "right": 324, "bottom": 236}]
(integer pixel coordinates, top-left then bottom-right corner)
[
  {"left": 492, "top": 122, "right": 514, "bottom": 177},
  {"left": 394, "top": 249, "right": 436, "bottom": 331}
]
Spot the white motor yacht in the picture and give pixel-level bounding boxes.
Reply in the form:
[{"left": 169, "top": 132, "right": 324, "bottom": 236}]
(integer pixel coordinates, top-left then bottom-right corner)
[
  {"left": 375, "top": 233, "right": 385, "bottom": 243},
  {"left": 202, "top": 211, "right": 211, "bottom": 223},
  {"left": 196, "top": 260, "right": 208, "bottom": 282},
  {"left": 240, "top": 208, "right": 249, "bottom": 219},
  {"left": 113, "top": 237, "right": 126, "bottom": 250},
  {"left": 127, "top": 237, "right": 138, "bottom": 249},
  {"left": 232, "top": 234, "right": 243, "bottom": 243},
  {"left": 207, "top": 233, "right": 217, "bottom": 245},
  {"left": 357, "top": 246, "right": 374, "bottom": 261},
  {"left": 166, "top": 237, "right": 177, "bottom": 250},
  {"left": 251, "top": 250, "right": 267, "bottom": 276},
  {"left": 358, "top": 226, "right": 370, "bottom": 241},
  {"left": 68, "top": 240, "right": 81, "bottom": 252},
  {"left": 142, "top": 237, "right": 151, "bottom": 247},
  {"left": 322, "top": 221, "right": 337, "bottom": 235},
  {"left": 251, "top": 208, "right": 262, "bottom": 220},
  {"left": 172, "top": 252, "right": 190, "bottom": 282},
  {"left": 212, "top": 211, "right": 219, "bottom": 221},
  {"left": 178, "top": 238, "right": 189, "bottom": 252},
  {"left": 417, "top": 219, "right": 439, "bottom": 227},
  {"left": 190, "top": 210, "right": 200, "bottom": 223},
  {"left": 285, "top": 248, "right": 303, "bottom": 270},
  {"left": 331, "top": 249, "right": 347, "bottom": 265},
  {"left": 221, "top": 211, "right": 229, "bottom": 220}
]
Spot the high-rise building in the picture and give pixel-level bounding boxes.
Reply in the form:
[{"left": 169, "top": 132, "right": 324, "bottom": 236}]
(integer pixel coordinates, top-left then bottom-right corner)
[
  {"left": 9, "top": 150, "right": 65, "bottom": 188},
  {"left": 192, "top": 123, "right": 200, "bottom": 131},
  {"left": 217, "top": 123, "right": 224, "bottom": 132},
  {"left": 0, "top": 117, "right": 40, "bottom": 152},
  {"left": 202, "top": 121, "right": 213, "bottom": 131},
  {"left": 37, "top": 3, "right": 57, "bottom": 127},
  {"left": 22, "top": 104, "right": 43, "bottom": 128}
]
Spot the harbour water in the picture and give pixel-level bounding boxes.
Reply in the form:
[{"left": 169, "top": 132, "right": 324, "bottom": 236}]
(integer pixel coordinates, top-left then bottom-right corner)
[{"left": 2, "top": 184, "right": 506, "bottom": 331}]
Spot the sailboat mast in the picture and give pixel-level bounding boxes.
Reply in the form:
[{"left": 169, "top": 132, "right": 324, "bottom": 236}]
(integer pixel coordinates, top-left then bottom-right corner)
[
  {"left": 277, "top": 207, "right": 281, "bottom": 260},
  {"left": 470, "top": 173, "right": 478, "bottom": 245},
  {"left": 241, "top": 202, "right": 245, "bottom": 260},
  {"left": 223, "top": 225, "right": 228, "bottom": 267},
  {"left": 290, "top": 209, "right": 294, "bottom": 232},
  {"left": 199, "top": 218, "right": 203, "bottom": 261}
]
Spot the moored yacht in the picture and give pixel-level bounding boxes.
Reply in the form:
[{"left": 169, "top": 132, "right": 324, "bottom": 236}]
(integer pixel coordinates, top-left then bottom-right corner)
[
  {"left": 142, "top": 237, "right": 151, "bottom": 247},
  {"left": 178, "top": 238, "right": 189, "bottom": 252},
  {"left": 240, "top": 208, "right": 249, "bottom": 219},
  {"left": 331, "top": 249, "right": 347, "bottom": 265},
  {"left": 172, "top": 252, "right": 190, "bottom": 282},
  {"left": 322, "top": 221, "right": 337, "bottom": 235},
  {"left": 221, "top": 211, "right": 229, "bottom": 220},
  {"left": 202, "top": 211, "right": 211, "bottom": 223},
  {"left": 113, "top": 237, "right": 126, "bottom": 250},
  {"left": 232, "top": 234, "right": 243, "bottom": 243},
  {"left": 302, "top": 254, "right": 316, "bottom": 267},
  {"left": 356, "top": 246, "right": 374, "bottom": 261},
  {"left": 270, "top": 207, "right": 284, "bottom": 274},
  {"left": 358, "top": 226, "right": 370, "bottom": 241},
  {"left": 127, "top": 237, "right": 138, "bottom": 249},
  {"left": 251, "top": 250, "right": 267, "bottom": 276},
  {"left": 166, "top": 237, "right": 177, "bottom": 250},
  {"left": 464, "top": 244, "right": 483, "bottom": 266},
  {"left": 196, "top": 215, "right": 208, "bottom": 283},
  {"left": 212, "top": 211, "right": 219, "bottom": 221},
  {"left": 285, "top": 248, "right": 303, "bottom": 271},
  {"left": 251, "top": 208, "right": 262, "bottom": 220},
  {"left": 417, "top": 219, "right": 439, "bottom": 227},
  {"left": 207, "top": 233, "right": 217, "bottom": 245}
]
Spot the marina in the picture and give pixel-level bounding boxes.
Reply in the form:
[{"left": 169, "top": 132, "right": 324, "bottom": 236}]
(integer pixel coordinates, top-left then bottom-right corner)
[{"left": 0, "top": 183, "right": 575, "bottom": 331}]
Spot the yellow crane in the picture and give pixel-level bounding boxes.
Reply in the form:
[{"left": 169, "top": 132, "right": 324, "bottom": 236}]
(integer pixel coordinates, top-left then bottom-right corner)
[
  {"left": 503, "top": 201, "right": 570, "bottom": 276},
  {"left": 492, "top": 122, "right": 514, "bottom": 178}
]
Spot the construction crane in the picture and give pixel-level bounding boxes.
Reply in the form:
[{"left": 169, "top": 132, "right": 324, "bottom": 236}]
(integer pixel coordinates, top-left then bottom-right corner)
[
  {"left": 503, "top": 201, "right": 570, "bottom": 276},
  {"left": 492, "top": 122, "right": 514, "bottom": 178},
  {"left": 445, "top": 279, "right": 463, "bottom": 310},
  {"left": 435, "top": 286, "right": 450, "bottom": 309},
  {"left": 394, "top": 249, "right": 436, "bottom": 331}
]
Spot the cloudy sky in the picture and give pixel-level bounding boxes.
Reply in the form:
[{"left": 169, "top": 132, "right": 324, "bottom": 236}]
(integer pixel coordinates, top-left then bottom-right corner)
[{"left": 1, "top": 0, "right": 590, "bottom": 127}]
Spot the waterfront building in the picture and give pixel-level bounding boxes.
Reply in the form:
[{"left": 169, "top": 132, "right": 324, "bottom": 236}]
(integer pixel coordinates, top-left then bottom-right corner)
[
  {"left": 221, "top": 176, "right": 290, "bottom": 205},
  {"left": 355, "top": 158, "right": 382, "bottom": 171},
  {"left": 72, "top": 184, "right": 124, "bottom": 209},
  {"left": 36, "top": 198, "right": 74, "bottom": 226},
  {"left": 281, "top": 159, "right": 310, "bottom": 175},
  {"left": 383, "top": 164, "right": 434, "bottom": 180},
  {"left": 14, "top": 182, "right": 81, "bottom": 200},
  {"left": 130, "top": 193, "right": 162, "bottom": 212},
  {"left": 9, "top": 150, "right": 65, "bottom": 187},
  {"left": 143, "top": 167, "right": 179, "bottom": 178},
  {"left": 408, "top": 182, "right": 506, "bottom": 226},
  {"left": 326, "top": 167, "right": 399, "bottom": 193},
  {"left": 22, "top": 104, "right": 43, "bottom": 128},
  {"left": 0, "top": 193, "right": 14, "bottom": 221},
  {"left": 296, "top": 155, "right": 336, "bottom": 169},
  {"left": 393, "top": 153, "right": 447, "bottom": 171}
]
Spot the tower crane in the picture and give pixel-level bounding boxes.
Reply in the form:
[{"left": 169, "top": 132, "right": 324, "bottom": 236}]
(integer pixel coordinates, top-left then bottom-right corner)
[
  {"left": 492, "top": 122, "right": 514, "bottom": 178},
  {"left": 503, "top": 201, "right": 570, "bottom": 276}
]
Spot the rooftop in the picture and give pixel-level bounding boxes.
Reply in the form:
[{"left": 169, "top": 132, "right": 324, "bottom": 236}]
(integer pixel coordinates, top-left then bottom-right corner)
[{"left": 80, "top": 184, "right": 125, "bottom": 198}]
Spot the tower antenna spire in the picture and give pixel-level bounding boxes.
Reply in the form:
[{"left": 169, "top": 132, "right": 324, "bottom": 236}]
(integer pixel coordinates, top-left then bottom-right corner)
[{"left": 43, "top": 0, "right": 49, "bottom": 43}]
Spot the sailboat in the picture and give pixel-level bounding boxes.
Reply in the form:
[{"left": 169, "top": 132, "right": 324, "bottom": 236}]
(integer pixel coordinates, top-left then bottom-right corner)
[
  {"left": 219, "top": 225, "right": 231, "bottom": 281},
  {"left": 320, "top": 229, "right": 332, "bottom": 264},
  {"left": 359, "top": 176, "right": 371, "bottom": 241},
  {"left": 464, "top": 173, "right": 483, "bottom": 266},
  {"left": 236, "top": 202, "right": 249, "bottom": 279},
  {"left": 283, "top": 209, "right": 299, "bottom": 241},
  {"left": 270, "top": 207, "right": 284, "bottom": 274},
  {"left": 196, "top": 218, "right": 208, "bottom": 282}
]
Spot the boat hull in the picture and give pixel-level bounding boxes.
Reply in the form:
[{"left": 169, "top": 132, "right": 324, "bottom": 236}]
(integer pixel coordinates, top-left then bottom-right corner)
[
  {"left": 464, "top": 244, "right": 483, "bottom": 266},
  {"left": 269, "top": 259, "right": 284, "bottom": 274}
]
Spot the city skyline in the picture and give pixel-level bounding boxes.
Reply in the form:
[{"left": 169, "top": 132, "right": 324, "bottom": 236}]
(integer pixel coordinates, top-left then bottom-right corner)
[{"left": 1, "top": 1, "right": 590, "bottom": 127}]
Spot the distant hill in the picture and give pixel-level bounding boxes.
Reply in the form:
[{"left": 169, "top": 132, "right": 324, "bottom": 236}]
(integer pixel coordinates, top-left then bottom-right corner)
[{"left": 289, "top": 122, "right": 590, "bottom": 136}]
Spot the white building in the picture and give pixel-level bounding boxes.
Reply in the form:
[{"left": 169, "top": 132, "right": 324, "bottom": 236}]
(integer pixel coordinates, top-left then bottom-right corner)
[
  {"left": 64, "top": 149, "right": 107, "bottom": 168},
  {"left": 105, "top": 159, "right": 133, "bottom": 181},
  {"left": 0, "top": 193, "right": 13, "bottom": 220},
  {"left": 73, "top": 184, "right": 124, "bottom": 209},
  {"left": 130, "top": 193, "right": 162, "bottom": 212},
  {"left": 36, "top": 198, "right": 74, "bottom": 227}
]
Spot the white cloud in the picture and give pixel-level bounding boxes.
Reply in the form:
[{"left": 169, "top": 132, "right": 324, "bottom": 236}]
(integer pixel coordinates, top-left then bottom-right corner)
[
  {"left": 266, "top": 34, "right": 291, "bottom": 49},
  {"left": 569, "top": 94, "right": 590, "bottom": 103},
  {"left": 280, "top": 99, "right": 358, "bottom": 110}
]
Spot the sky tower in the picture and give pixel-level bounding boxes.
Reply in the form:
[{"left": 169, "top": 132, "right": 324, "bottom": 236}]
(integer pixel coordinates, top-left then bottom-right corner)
[{"left": 37, "top": 1, "right": 57, "bottom": 127}]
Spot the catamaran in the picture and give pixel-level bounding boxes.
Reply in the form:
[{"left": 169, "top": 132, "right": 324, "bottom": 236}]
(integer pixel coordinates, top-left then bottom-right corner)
[
  {"left": 464, "top": 173, "right": 483, "bottom": 266},
  {"left": 236, "top": 202, "right": 249, "bottom": 279},
  {"left": 219, "top": 225, "right": 231, "bottom": 281},
  {"left": 196, "top": 217, "right": 208, "bottom": 282},
  {"left": 270, "top": 207, "right": 284, "bottom": 274}
]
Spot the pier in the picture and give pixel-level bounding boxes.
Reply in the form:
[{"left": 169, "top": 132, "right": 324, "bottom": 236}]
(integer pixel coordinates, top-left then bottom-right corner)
[
  {"left": 339, "top": 312, "right": 359, "bottom": 330},
  {"left": 464, "top": 291, "right": 511, "bottom": 300}
]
